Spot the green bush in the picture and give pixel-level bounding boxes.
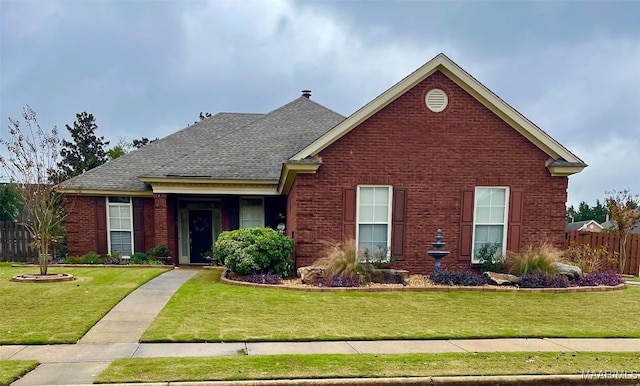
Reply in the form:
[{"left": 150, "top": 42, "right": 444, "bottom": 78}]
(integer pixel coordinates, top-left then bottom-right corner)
[
  {"left": 215, "top": 227, "right": 293, "bottom": 277},
  {"left": 147, "top": 245, "right": 170, "bottom": 258},
  {"left": 130, "top": 252, "right": 148, "bottom": 264},
  {"left": 476, "top": 243, "right": 505, "bottom": 273},
  {"left": 64, "top": 252, "right": 101, "bottom": 264},
  {"left": 63, "top": 255, "right": 82, "bottom": 264}
]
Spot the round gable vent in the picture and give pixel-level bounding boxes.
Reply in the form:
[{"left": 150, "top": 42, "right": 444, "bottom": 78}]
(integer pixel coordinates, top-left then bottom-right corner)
[{"left": 425, "top": 88, "right": 448, "bottom": 112}]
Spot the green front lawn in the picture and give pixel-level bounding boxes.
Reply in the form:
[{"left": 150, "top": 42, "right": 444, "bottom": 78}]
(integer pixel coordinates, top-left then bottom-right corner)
[
  {"left": 0, "top": 263, "right": 170, "bottom": 344},
  {"left": 626, "top": 277, "right": 640, "bottom": 282},
  {"left": 96, "top": 352, "right": 640, "bottom": 383},
  {"left": 142, "top": 269, "right": 640, "bottom": 342},
  {"left": 0, "top": 360, "right": 38, "bottom": 386}
]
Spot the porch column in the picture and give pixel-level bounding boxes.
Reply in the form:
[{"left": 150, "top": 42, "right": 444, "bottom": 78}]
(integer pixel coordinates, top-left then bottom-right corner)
[{"left": 153, "top": 193, "right": 175, "bottom": 263}]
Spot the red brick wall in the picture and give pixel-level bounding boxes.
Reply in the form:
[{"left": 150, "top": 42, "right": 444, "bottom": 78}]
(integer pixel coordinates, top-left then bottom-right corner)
[
  {"left": 292, "top": 71, "right": 568, "bottom": 273},
  {"left": 153, "top": 193, "right": 178, "bottom": 263},
  {"left": 65, "top": 196, "right": 100, "bottom": 256},
  {"left": 67, "top": 195, "right": 158, "bottom": 257},
  {"left": 286, "top": 179, "right": 298, "bottom": 260},
  {"left": 142, "top": 198, "right": 155, "bottom": 252}
]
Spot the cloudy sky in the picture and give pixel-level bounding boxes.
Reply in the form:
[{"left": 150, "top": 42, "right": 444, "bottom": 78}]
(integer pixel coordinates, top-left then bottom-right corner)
[{"left": 1, "top": 0, "right": 638, "bottom": 207}]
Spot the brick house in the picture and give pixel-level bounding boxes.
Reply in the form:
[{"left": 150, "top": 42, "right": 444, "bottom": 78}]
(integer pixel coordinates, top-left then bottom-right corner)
[{"left": 59, "top": 54, "right": 586, "bottom": 273}]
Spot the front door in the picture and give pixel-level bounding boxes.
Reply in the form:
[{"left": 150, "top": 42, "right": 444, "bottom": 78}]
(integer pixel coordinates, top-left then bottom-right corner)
[{"left": 189, "top": 210, "right": 213, "bottom": 264}]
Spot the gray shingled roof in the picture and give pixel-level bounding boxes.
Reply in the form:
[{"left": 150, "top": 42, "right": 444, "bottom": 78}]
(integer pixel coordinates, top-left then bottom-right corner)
[{"left": 59, "top": 97, "right": 345, "bottom": 191}]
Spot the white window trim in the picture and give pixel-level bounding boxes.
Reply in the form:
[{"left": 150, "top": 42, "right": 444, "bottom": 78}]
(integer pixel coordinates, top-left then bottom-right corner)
[
  {"left": 239, "top": 196, "right": 265, "bottom": 228},
  {"left": 106, "top": 197, "right": 134, "bottom": 257},
  {"left": 471, "top": 186, "right": 510, "bottom": 263},
  {"left": 355, "top": 185, "right": 393, "bottom": 256}
]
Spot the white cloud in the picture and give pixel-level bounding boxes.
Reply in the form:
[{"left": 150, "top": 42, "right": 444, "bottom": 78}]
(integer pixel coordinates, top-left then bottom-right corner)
[
  {"left": 176, "top": 0, "right": 458, "bottom": 112},
  {"left": 482, "top": 37, "right": 640, "bottom": 146},
  {"left": 567, "top": 137, "right": 640, "bottom": 207}
]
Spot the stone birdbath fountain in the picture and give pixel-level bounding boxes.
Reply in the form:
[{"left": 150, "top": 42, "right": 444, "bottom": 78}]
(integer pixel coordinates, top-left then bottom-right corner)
[{"left": 427, "top": 229, "right": 450, "bottom": 272}]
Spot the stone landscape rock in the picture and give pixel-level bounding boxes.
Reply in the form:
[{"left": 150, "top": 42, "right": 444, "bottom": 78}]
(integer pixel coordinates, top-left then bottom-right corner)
[
  {"left": 297, "top": 266, "right": 325, "bottom": 284},
  {"left": 484, "top": 271, "right": 520, "bottom": 286},
  {"left": 370, "top": 269, "right": 410, "bottom": 284},
  {"left": 553, "top": 262, "right": 582, "bottom": 279}
]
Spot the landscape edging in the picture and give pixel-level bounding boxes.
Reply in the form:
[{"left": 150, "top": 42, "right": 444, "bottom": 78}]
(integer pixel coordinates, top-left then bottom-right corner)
[{"left": 219, "top": 269, "right": 626, "bottom": 293}]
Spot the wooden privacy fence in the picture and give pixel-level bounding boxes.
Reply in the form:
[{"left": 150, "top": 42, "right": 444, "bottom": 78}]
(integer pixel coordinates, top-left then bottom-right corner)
[
  {"left": 0, "top": 221, "right": 36, "bottom": 262},
  {"left": 564, "top": 230, "right": 640, "bottom": 276}
]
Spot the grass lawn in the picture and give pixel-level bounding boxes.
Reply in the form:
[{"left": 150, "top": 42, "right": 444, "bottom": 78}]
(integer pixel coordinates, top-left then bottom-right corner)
[
  {"left": 0, "top": 263, "right": 170, "bottom": 344},
  {"left": 626, "top": 276, "right": 640, "bottom": 282},
  {"left": 142, "top": 269, "right": 640, "bottom": 342},
  {"left": 0, "top": 360, "right": 38, "bottom": 386},
  {"left": 96, "top": 352, "right": 640, "bottom": 383}
]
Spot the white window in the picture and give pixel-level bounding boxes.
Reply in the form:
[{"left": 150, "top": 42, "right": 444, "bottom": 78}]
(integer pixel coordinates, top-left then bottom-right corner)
[
  {"left": 472, "top": 187, "right": 509, "bottom": 262},
  {"left": 240, "top": 198, "right": 264, "bottom": 228},
  {"left": 356, "top": 186, "right": 392, "bottom": 257},
  {"left": 107, "top": 197, "right": 133, "bottom": 256}
]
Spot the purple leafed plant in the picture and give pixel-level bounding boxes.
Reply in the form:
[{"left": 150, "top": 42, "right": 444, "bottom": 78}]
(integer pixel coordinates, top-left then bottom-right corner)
[
  {"left": 429, "top": 269, "right": 487, "bottom": 286},
  {"left": 314, "top": 275, "right": 361, "bottom": 287},
  {"left": 571, "top": 270, "right": 623, "bottom": 286},
  {"left": 242, "top": 273, "right": 283, "bottom": 285},
  {"left": 519, "top": 272, "right": 569, "bottom": 288}
]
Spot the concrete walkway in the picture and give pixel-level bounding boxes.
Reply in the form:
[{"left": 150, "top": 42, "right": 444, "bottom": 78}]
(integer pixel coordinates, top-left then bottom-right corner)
[
  {"left": 9, "top": 268, "right": 197, "bottom": 386},
  {"left": 2, "top": 274, "right": 640, "bottom": 385}
]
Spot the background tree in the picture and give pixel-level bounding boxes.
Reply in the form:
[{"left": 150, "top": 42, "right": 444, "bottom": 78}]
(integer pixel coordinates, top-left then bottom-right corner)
[
  {"left": 605, "top": 189, "right": 640, "bottom": 273},
  {"left": 0, "top": 183, "right": 24, "bottom": 221},
  {"left": 132, "top": 136, "right": 158, "bottom": 149},
  {"left": 106, "top": 137, "right": 132, "bottom": 160},
  {"left": 566, "top": 199, "right": 607, "bottom": 223},
  {"left": 0, "top": 106, "right": 64, "bottom": 275},
  {"left": 51, "top": 112, "right": 109, "bottom": 183}
]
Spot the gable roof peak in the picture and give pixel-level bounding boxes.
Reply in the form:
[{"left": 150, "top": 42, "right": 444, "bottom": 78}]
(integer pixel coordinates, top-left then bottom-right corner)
[{"left": 290, "top": 53, "right": 586, "bottom": 177}]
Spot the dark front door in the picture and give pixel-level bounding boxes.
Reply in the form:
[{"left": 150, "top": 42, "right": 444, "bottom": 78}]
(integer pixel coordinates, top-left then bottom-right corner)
[{"left": 189, "top": 210, "right": 213, "bottom": 264}]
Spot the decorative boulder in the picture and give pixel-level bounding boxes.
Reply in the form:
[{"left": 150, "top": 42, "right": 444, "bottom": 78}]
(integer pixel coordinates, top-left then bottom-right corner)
[
  {"left": 298, "top": 266, "right": 325, "bottom": 284},
  {"left": 553, "top": 263, "right": 582, "bottom": 280},
  {"left": 484, "top": 271, "right": 520, "bottom": 286},
  {"left": 370, "top": 269, "right": 410, "bottom": 284}
]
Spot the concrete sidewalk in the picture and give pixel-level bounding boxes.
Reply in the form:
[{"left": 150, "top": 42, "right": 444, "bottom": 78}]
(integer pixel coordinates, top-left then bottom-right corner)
[{"left": 3, "top": 272, "right": 640, "bottom": 385}]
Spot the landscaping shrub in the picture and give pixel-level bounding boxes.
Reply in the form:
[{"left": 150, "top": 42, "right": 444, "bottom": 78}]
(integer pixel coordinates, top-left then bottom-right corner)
[
  {"left": 562, "top": 243, "right": 617, "bottom": 274},
  {"left": 312, "top": 239, "right": 375, "bottom": 284},
  {"left": 65, "top": 252, "right": 102, "bottom": 264},
  {"left": 63, "top": 255, "right": 82, "bottom": 264},
  {"left": 104, "top": 252, "right": 122, "bottom": 265},
  {"left": 130, "top": 253, "right": 148, "bottom": 265},
  {"left": 519, "top": 272, "right": 569, "bottom": 288},
  {"left": 147, "top": 245, "right": 170, "bottom": 258},
  {"left": 571, "top": 270, "right": 623, "bottom": 286},
  {"left": 215, "top": 227, "right": 293, "bottom": 277},
  {"left": 242, "top": 273, "right": 283, "bottom": 285},
  {"left": 506, "top": 242, "right": 560, "bottom": 276},
  {"left": 430, "top": 268, "right": 487, "bottom": 286},
  {"left": 476, "top": 242, "right": 505, "bottom": 273}
]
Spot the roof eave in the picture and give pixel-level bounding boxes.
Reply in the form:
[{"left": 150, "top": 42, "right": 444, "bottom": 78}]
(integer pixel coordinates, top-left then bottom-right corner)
[
  {"left": 277, "top": 161, "right": 322, "bottom": 194},
  {"left": 547, "top": 164, "right": 587, "bottom": 177},
  {"left": 58, "top": 188, "right": 153, "bottom": 197}
]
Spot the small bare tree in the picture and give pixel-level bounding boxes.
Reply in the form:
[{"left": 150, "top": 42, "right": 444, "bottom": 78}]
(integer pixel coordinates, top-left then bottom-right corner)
[
  {"left": 0, "top": 106, "right": 64, "bottom": 275},
  {"left": 605, "top": 189, "right": 640, "bottom": 274}
]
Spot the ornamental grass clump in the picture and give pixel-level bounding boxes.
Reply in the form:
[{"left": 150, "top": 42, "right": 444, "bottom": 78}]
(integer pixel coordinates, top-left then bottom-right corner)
[
  {"left": 311, "top": 239, "right": 375, "bottom": 286},
  {"left": 506, "top": 242, "right": 561, "bottom": 276},
  {"left": 215, "top": 227, "right": 293, "bottom": 277}
]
